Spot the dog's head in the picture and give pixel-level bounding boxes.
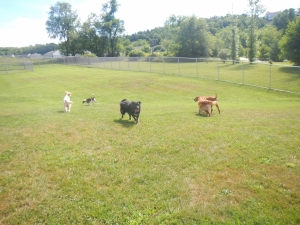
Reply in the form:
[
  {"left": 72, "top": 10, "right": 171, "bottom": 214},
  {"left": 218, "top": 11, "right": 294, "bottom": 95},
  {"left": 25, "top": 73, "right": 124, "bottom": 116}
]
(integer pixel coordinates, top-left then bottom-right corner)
[
  {"left": 130, "top": 101, "right": 141, "bottom": 114},
  {"left": 194, "top": 96, "right": 200, "bottom": 102}
]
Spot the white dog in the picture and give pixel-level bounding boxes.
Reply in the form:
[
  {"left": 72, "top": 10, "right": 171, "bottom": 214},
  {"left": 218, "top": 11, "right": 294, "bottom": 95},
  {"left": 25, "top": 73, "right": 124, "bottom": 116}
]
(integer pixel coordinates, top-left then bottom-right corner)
[{"left": 63, "top": 91, "right": 73, "bottom": 113}]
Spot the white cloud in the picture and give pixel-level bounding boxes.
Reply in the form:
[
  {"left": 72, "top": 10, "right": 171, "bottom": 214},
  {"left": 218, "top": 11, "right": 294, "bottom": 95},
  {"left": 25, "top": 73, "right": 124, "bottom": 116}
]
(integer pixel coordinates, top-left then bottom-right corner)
[{"left": 0, "top": 17, "right": 58, "bottom": 47}]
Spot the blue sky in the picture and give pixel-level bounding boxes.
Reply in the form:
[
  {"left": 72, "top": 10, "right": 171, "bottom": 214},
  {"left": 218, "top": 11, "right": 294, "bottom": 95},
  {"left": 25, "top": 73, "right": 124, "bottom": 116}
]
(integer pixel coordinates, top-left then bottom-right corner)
[{"left": 0, "top": 0, "right": 298, "bottom": 48}]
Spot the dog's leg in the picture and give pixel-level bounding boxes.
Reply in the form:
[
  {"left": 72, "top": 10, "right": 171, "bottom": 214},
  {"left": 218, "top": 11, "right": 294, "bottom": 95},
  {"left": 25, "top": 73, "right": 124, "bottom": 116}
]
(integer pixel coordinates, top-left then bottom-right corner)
[
  {"left": 205, "top": 109, "right": 210, "bottom": 116},
  {"left": 120, "top": 109, "right": 125, "bottom": 118},
  {"left": 68, "top": 103, "right": 72, "bottom": 112},
  {"left": 133, "top": 115, "right": 137, "bottom": 123},
  {"left": 64, "top": 101, "right": 68, "bottom": 113}
]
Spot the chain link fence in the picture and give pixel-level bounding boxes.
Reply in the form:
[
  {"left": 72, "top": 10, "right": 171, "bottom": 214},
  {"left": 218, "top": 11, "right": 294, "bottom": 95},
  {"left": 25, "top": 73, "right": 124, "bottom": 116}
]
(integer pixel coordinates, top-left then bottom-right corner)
[{"left": 1, "top": 56, "right": 299, "bottom": 94}]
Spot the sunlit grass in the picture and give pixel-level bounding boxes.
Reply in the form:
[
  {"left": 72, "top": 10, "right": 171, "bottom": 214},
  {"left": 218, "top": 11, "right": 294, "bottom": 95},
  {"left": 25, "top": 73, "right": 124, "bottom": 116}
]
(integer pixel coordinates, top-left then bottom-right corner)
[{"left": 0, "top": 66, "right": 300, "bottom": 224}]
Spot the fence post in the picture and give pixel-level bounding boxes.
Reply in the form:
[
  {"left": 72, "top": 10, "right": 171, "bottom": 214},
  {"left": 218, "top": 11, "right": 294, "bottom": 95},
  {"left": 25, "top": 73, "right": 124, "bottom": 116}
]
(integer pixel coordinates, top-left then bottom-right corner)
[
  {"left": 269, "top": 63, "right": 272, "bottom": 89},
  {"left": 196, "top": 58, "right": 198, "bottom": 78},
  {"left": 217, "top": 60, "right": 219, "bottom": 80},
  {"left": 5, "top": 63, "right": 8, "bottom": 74},
  {"left": 138, "top": 57, "right": 140, "bottom": 71},
  {"left": 163, "top": 57, "right": 165, "bottom": 74},
  {"left": 178, "top": 57, "right": 180, "bottom": 75},
  {"left": 242, "top": 61, "right": 244, "bottom": 85},
  {"left": 149, "top": 57, "right": 151, "bottom": 72}
]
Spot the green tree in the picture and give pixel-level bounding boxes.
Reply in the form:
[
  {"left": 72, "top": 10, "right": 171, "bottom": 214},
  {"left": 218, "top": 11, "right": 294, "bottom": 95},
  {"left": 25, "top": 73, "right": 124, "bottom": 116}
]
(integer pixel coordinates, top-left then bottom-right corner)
[
  {"left": 74, "top": 14, "right": 107, "bottom": 56},
  {"left": 247, "top": 0, "right": 266, "bottom": 62},
  {"left": 46, "top": 2, "right": 80, "bottom": 56},
  {"left": 231, "top": 26, "right": 238, "bottom": 62},
  {"left": 218, "top": 48, "right": 230, "bottom": 62},
  {"left": 161, "top": 15, "right": 183, "bottom": 56},
  {"left": 215, "top": 27, "right": 232, "bottom": 49},
  {"left": 273, "top": 8, "right": 296, "bottom": 32},
  {"left": 128, "top": 49, "right": 146, "bottom": 57},
  {"left": 160, "top": 38, "right": 176, "bottom": 56},
  {"left": 258, "top": 26, "right": 282, "bottom": 61},
  {"left": 280, "top": 17, "right": 300, "bottom": 65},
  {"left": 176, "top": 16, "right": 212, "bottom": 57},
  {"left": 230, "top": 16, "right": 239, "bottom": 63},
  {"left": 95, "top": 0, "right": 125, "bottom": 56}
]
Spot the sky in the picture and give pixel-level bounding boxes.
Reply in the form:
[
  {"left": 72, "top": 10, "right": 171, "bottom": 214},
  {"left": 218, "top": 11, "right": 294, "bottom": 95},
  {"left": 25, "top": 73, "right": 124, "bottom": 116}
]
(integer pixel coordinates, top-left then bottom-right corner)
[{"left": 0, "top": 0, "right": 299, "bottom": 48}]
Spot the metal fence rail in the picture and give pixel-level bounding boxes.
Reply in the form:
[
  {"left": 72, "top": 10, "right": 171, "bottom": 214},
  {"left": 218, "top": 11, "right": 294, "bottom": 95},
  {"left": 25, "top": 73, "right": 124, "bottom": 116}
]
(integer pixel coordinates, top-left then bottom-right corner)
[{"left": 1, "top": 56, "right": 299, "bottom": 94}]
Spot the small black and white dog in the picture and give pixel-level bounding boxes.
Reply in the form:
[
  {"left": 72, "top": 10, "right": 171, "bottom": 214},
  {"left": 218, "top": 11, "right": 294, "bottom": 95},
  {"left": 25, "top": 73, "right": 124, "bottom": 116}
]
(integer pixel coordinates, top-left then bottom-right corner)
[
  {"left": 82, "top": 94, "right": 98, "bottom": 105},
  {"left": 120, "top": 99, "right": 141, "bottom": 124}
]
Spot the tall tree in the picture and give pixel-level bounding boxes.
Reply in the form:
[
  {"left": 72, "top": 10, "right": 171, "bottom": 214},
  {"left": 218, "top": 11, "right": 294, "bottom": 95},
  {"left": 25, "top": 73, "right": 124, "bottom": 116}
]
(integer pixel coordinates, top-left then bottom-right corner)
[
  {"left": 258, "top": 26, "right": 282, "bottom": 61},
  {"left": 214, "top": 26, "right": 232, "bottom": 56},
  {"left": 46, "top": 2, "right": 80, "bottom": 56},
  {"left": 273, "top": 8, "right": 296, "bottom": 33},
  {"left": 230, "top": 15, "right": 239, "bottom": 63},
  {"left": 176, "top": 16, "right": 212, "bottom": 57},
  {"left": 247, "top": 0, "right": 266, "bottom": 62},
  {"left": 95, "top": 0, "right": 124, "bottom": 56},
  {"left": 280, "top": 17, "right": 300, "bottom": 65},
  {"left": 76, "top": 14, "right": 107, "bottom": 56}
]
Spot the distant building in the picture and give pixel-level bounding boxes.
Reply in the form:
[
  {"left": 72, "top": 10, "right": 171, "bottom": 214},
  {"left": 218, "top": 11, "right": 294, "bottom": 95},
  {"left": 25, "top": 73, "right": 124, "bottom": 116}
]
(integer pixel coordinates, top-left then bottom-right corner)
[
  {"left": 265, "top": 11, "right": 280, "bottom": 21},
  {"left": 43, "top": 50, "right": 62, "bottom": 58},
  {"left": 27, "top": 53, "right": 42, "bottom": 59}
]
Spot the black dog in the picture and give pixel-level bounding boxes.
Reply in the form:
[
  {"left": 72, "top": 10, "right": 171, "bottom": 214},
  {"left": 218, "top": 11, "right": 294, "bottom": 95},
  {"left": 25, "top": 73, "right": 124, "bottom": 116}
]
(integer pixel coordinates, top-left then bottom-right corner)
[
  {"left": 120, "top": 99, "right": 141, "bottom": 124},
  {"left": 82, "top": 94, "right": 98, "bottom": 105}
]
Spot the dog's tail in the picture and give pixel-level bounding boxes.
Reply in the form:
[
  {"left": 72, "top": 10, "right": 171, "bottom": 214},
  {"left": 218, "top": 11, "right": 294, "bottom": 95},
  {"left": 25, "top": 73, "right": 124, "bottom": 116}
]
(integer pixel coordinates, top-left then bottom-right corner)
[{"left": 121, "top": 99, "right": 127, "bottom": 102}]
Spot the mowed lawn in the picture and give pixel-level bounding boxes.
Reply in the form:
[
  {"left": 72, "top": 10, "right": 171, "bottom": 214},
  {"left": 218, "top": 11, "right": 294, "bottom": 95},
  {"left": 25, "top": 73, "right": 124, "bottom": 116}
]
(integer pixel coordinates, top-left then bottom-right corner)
[{"left": 0, "top": 66, "right": 300, "bottom": 224}]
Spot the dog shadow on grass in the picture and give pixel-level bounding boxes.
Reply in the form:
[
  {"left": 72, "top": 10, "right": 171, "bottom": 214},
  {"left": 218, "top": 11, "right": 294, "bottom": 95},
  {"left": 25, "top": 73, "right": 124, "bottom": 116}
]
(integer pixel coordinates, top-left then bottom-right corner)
[{"left": 114, "top": 119, "right": 137, "bottom": 127}]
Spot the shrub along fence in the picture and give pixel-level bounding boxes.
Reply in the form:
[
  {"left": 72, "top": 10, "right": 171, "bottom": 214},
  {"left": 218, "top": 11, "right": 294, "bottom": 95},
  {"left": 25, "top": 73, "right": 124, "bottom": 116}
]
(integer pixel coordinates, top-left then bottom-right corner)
[{"left": 1, "top": 56, "right": 299, "bottom": 94}]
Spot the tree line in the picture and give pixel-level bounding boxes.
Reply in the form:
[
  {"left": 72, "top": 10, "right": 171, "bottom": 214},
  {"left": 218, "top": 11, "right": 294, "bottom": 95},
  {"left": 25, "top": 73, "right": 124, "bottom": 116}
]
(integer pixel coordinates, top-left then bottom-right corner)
[{"left": 1, "top": 0, "right": 300, "bottom": 65}]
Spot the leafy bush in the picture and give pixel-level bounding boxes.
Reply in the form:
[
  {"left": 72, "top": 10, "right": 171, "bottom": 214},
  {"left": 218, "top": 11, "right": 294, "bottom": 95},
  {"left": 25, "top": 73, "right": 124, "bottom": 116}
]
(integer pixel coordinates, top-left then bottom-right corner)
[
  {"left": 128, "top": 50, "right": 146, "bottom": 57},
  {"left": 125, "top": 45, "right": 135, "bottom": 56},
  {"left": 218, "top": 49, "right": 230, "bottom": 62}
]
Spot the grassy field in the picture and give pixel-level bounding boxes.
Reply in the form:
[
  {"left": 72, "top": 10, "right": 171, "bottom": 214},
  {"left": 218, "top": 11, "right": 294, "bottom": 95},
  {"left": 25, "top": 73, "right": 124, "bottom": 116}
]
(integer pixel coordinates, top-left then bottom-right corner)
[
  {"left": 0, "top": 65, "right": 300, "bottom": 224},
  {"left": 2, "top": 56, "right": 300, "bottom": 94}
]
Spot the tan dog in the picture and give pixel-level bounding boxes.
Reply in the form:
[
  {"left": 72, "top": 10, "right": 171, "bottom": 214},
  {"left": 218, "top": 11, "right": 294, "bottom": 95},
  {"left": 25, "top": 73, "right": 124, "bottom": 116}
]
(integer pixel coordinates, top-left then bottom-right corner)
[
  {"left": 63, "top": 91, "right": 73, "bottom": 113},
  {"left": 194, "top": 94, "right": 218, "bottom": 102},
  {"left": 197, "top": 99, "right": 220, "bottom": 116},
  {"left": 194, "top": 94, "right": 220, "bottom": 115}
]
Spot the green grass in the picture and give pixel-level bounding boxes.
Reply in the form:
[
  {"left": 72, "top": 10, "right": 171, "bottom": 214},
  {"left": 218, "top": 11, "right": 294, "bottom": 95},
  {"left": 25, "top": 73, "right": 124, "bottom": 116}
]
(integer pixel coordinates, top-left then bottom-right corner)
[
  {"left": 1, "top": 66, "right": 300, "bottom": 224},
  {"left": 85, "top": 58, "right": 300, "bottom": 94}
]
